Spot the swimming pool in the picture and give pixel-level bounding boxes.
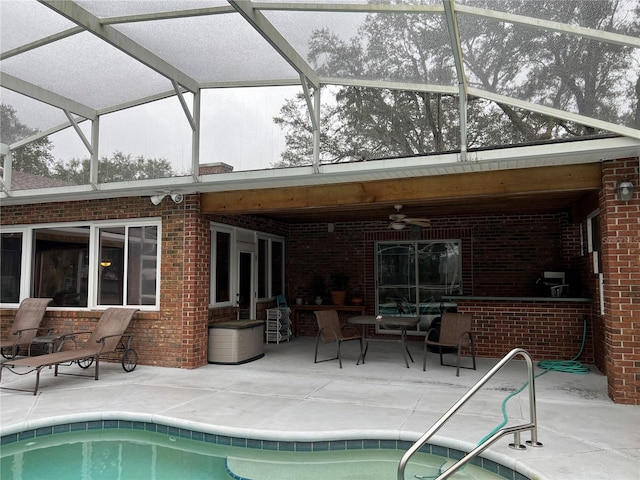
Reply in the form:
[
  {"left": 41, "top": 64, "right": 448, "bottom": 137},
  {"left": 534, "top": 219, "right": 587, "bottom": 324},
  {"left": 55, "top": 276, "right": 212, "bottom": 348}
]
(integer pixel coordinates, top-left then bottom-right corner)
[{"left": 1, "top": 420, "right": 527, "bottom": 480}]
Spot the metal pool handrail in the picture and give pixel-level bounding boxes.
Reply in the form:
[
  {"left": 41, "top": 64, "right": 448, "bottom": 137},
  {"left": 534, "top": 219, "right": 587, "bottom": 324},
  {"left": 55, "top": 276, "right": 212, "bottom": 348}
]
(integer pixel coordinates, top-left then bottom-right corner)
[{"left": 397, "top": 348, "right": 543, "bottom": 480}]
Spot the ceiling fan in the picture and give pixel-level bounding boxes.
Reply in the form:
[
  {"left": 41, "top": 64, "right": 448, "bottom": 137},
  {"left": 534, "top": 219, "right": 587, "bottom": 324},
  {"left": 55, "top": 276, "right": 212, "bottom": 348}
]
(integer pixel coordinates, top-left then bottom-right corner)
[{"left": 388, "top": 205, "right": 430, "bottom": 230}]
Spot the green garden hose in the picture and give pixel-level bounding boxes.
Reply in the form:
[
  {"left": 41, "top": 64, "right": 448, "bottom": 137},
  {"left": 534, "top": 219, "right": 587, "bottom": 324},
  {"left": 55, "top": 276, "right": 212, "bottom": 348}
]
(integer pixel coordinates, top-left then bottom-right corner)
[
  {"left": 417, "top": 316, "right": 590, "bottom": 479},
  {"left": 477, "top": 315, "right": 590, "bottom": 446}
]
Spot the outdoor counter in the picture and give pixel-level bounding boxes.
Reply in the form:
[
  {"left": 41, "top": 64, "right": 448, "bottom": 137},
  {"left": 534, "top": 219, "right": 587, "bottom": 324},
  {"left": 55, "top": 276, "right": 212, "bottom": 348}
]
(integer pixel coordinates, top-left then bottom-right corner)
[
  {"left": 442, "top": 295, "right": 594, "bottom": 361},
  {"left": 443, "top": 295, "right": 592, "bottom": 303}
]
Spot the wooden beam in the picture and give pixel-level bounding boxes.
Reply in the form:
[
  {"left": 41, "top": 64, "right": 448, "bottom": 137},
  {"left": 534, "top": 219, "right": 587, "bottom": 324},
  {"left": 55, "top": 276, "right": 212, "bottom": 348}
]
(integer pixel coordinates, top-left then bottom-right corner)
[{"left": 201, "top": 164, "right": 602, "bottom": 215}]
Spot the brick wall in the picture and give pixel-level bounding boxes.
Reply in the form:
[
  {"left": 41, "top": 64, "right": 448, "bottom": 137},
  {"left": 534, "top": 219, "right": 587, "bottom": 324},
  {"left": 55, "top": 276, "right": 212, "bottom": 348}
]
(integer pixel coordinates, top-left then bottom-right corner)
[
  {"left": 0, "top": 195, "right": 210, "bottom": 369},
  {"left": 454, "top": 299, "right": 593, "bottom": 361},
  {"left": 2, "top": 158, "right": 637, "bottom": 404},
  {"left": 286, "top": 212, "right": 580, "bottom": 312},
  {"left": 599, "top": 158, "right": 640, "bottom": 404},
  {"left": 0, "top": 308, "right": 159, "bottom": 361}
]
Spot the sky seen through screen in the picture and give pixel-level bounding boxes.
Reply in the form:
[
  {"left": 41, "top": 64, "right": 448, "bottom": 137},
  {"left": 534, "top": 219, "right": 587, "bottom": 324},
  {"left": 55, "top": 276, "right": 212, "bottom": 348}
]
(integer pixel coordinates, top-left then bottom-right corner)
[{"left": 46, "top": 86, "right": 297, "bottom": 174}]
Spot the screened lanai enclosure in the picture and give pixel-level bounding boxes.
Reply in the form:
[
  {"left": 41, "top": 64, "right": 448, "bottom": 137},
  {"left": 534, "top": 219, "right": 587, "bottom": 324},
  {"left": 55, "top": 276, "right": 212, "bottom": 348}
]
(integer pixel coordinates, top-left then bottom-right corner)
[{"left": 1, "top": 0, "right": 639, "bottom": 204}]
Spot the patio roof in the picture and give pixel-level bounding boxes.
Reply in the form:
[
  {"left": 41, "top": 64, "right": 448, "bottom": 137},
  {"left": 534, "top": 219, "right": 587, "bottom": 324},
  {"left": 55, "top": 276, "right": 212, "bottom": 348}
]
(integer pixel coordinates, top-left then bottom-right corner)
[{"left": 1, "top": 1, "right": 639, "bottom": 211}]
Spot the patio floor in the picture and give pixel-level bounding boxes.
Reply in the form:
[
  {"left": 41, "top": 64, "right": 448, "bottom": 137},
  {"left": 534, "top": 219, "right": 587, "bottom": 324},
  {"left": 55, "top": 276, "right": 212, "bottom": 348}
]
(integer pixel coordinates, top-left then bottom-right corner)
[{"left": 1, "top": 336, "right": 639, "bottom": 479}]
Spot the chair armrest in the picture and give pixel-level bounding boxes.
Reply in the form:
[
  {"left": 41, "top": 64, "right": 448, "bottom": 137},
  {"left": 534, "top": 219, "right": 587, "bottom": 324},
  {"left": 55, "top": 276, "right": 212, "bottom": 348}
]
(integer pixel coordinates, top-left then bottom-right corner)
[
  {"left": 95, "top": 333, "right": 127, "bottom": 344},
  {"left": 318, "top": 326, "right": 339, "bottom": 341},
  {"left": 61, "top": 331, "right": 91, "bottom": 340},
  {"left": 424, "top": 327, "right": 438, "bottom": 342},
  {"left": 12, "top": 327, "right": 40, "bottom": 336},
  {"left": 341, "top": 324, "right": 359, "bottom": 335}
]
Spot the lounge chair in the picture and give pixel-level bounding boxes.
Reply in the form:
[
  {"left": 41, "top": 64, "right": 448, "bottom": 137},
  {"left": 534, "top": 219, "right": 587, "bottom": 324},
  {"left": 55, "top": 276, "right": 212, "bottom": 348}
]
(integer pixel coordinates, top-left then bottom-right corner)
[
  {"left": 0, "top": 298, "right": 53, "bottom": 359},
  {"left": 0, "top": 307, "right": 138, "bottom": 395},
  {"left": 423, "top": 312, "right": 476, "bottom": 376},
  {"left": 314, "top": 310, "right": 362, "bottom": 368}
]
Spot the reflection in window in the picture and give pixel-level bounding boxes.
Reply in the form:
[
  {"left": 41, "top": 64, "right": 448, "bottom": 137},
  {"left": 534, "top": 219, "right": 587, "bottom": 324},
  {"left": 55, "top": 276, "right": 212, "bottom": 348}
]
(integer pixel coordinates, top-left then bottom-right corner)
[
  {"left": 129, "top": 226, "right": 158, "bottom": 306},
  {"left": 98, "top": 225, "right": 158, "bottom": 306},
  {"left": 33, "top": 227, "right": 90, "bottom": 307},
  {"left": 0, "top": 232, "right": 23, "bottom": 303},
  {"left": 0, "top": 221, "right": 160, "bottom": 308},
  {"left": 271, "top": 240, "right": 284, "bottom": 296},
  {"left": 376, "top": 241, "right": 461, "bottom": 334},
  {"left": 257, "top": 238, "right": 267, "bottom": 298},
  {"left": 213, "top": 231, "right": 231, "bottom": 303}
]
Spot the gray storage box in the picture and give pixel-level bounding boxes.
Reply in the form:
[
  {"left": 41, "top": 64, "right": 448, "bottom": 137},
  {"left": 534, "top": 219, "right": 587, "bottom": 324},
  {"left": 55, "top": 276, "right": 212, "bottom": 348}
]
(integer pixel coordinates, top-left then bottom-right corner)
[{"left": 208, "top": 320, "right": 265, "bottom": 364}]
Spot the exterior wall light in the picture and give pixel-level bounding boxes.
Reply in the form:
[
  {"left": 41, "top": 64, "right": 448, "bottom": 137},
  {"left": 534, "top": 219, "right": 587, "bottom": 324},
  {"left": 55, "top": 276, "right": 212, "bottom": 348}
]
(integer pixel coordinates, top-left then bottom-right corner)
[
  {"left": 150, "top": 193, "right": 184, "bottom": 205},
  {"left": 150, "top": 194, "right": 165, "bottom": 205},
  {"left": 617, "top": 179, "right": 634, "bottom": 201}
]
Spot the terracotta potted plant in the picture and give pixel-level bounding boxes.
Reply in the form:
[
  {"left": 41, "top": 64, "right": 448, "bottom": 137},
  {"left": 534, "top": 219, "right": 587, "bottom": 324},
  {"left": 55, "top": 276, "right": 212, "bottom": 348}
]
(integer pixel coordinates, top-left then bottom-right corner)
[
  {"left": 350, "top": 294, "right": 364, "bottom": 306},
  {"left": 329, "top": 274, "right": 349, "bottom": 305}
]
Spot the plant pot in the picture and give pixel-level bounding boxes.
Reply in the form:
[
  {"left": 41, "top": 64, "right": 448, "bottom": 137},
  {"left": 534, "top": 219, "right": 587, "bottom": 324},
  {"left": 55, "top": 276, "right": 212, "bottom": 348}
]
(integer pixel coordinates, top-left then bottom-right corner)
[{"left": 330, "top": 290, "right": 347, "bottom": 305}]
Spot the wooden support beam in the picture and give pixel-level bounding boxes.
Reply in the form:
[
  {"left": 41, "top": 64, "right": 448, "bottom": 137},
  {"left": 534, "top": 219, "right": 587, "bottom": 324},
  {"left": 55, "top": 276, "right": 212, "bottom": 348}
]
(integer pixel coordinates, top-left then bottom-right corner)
[{"left": 200, "top": 163, "right": 602, "bottom": 215}]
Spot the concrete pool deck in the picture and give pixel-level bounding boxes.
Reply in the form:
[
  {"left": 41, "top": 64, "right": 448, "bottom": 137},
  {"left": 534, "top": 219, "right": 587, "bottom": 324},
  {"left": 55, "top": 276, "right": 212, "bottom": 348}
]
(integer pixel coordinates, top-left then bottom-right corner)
[{"left": 1, "top": 336, "right": 639, "bottom": 479}]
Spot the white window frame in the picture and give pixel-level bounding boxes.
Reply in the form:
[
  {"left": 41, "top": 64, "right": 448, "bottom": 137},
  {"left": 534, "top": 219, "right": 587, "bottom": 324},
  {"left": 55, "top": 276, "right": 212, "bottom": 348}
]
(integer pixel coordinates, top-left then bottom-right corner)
[
  {"left": 375, "top": 239, "right": 462, "bottom": 335},
  {"left": 0, "top": 218, "right": 161, "bottom": 310},
  {"left": 210, "top": 224, "right": 235, "bottom": 308},
  {"left": 209, "top": 223, "right": 285, "bottom": 306}
]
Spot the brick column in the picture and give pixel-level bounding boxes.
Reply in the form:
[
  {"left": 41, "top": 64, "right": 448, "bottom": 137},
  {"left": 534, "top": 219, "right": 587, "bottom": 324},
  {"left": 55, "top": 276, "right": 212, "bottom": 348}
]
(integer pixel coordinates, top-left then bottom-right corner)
[
  {"left": 180, "top": 194, "right": 211, "bottom": 368},
  {"left": 600, "top": 158, "right": 640, "bottom": 404}
]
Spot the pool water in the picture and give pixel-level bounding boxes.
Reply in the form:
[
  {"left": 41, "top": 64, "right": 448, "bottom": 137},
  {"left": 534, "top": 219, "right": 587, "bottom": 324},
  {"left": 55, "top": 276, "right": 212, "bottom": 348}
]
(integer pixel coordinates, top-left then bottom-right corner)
[{"left": 1, "top": 428, "right": 512, "bottom": 480}]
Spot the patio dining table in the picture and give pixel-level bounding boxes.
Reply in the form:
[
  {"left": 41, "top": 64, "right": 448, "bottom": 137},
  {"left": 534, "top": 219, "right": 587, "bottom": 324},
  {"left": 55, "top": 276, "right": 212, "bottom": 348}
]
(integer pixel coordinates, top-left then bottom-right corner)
[{"left": 347, "top": 315, "right": 419, "bottom": 368}]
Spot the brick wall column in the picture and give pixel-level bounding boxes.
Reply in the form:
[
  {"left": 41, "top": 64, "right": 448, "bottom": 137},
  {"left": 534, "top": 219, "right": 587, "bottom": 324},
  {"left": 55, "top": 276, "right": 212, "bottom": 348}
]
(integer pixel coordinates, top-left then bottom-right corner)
[
  {"left": 600, "top": 158, "right": 640, "bottom": 404},
  {"left": 180, "top": 194, "right": 211, "bottom": 368}
]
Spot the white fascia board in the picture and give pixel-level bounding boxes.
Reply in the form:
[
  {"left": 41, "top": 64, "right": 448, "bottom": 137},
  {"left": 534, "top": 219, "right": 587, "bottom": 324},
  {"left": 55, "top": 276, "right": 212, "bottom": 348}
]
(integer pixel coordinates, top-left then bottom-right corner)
[
  {"left": 1, "top": 72, "right": 96, "bottom": 120},
  {"left": 0, "top": 175, "right": 197, "bottom": 206},
  {"left": 39, "top": 0, "right": 200, "bottom": 93},
  {"left": 194, "top": 137, "right": 640, "bottom": 191},
  {"left": 468, "top": 87, "right": 640, "bottom": 141},
  {"left": 2, "top": 137, "right": 638, "bottom": 206}
]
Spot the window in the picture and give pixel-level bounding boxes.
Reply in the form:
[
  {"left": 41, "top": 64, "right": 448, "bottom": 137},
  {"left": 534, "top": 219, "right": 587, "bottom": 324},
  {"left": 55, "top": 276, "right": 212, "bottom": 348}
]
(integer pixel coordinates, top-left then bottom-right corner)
[
  {"left": 271, "top": 240, "right": 284, "bottom": 296},
  {"left": 212, "top": 230, "right": 231, "bottom": 304},
  {"left": 210, "top": 225, "right": 285, "bottom": 306},
  {"left": 376, "top": 240, "right": 461, "bottom": 334},
  {"left": 33, "top": 226, "right": 90, "bottom": 306},
  {"left": 0, "top": 220, "right": 160, "bottom": 308},
  {"left": 0, "top": 232, "right": 23, "bottom": 303},
  {"left": 587, "top": 210, "right": 601, "bottom": 274},
  {"left": 97, "top": 225, "right": 158, "bottom": 306},
  {"left": 257, "top": 238, "right": 267, "bottom": 298}
]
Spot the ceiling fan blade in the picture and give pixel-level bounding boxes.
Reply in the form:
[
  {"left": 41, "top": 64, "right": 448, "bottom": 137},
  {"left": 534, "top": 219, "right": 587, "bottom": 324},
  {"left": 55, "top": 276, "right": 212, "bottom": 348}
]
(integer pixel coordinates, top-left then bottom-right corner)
[{"left": 407, "top": 218, "right": 431, "bottom": 227}]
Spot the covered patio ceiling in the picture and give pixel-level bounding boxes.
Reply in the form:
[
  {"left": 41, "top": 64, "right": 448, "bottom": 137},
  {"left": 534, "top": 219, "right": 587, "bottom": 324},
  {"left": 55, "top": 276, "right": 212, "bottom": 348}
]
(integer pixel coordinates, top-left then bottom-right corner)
[
  {"left": 201, "top": 161, "right": 603, "bottom": 223},
  {"left": 1, "top": 1, "right": 639, "bottom": 211}
]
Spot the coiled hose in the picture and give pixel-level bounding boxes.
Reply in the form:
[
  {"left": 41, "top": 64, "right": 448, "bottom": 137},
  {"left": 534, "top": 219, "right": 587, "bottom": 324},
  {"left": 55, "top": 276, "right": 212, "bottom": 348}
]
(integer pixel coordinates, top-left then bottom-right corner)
[
  {"left": 478, "top": 314, "right": 590, "bottom": 445},
  {"left": 417, "top": 316, "right": 590, "bottom": 478}
]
